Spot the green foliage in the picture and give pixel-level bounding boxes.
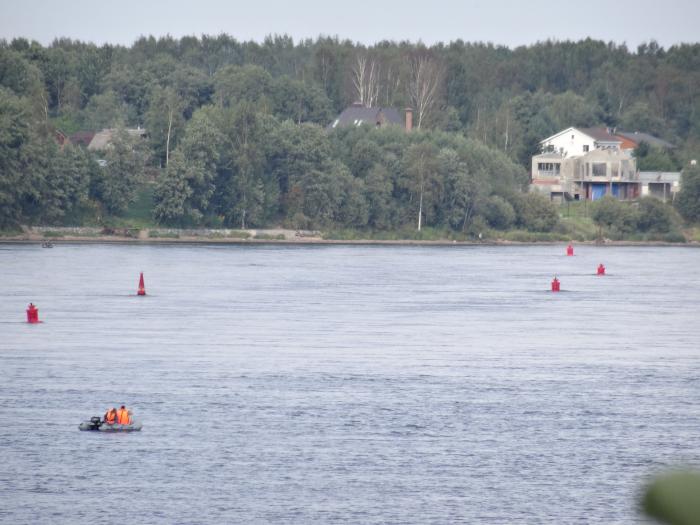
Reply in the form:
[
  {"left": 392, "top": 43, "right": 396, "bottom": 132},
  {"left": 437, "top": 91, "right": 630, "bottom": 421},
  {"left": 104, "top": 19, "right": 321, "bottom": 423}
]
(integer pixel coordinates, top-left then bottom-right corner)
[
  {"left": 483, "top": 195, "right": 516, "bottom": 230},
  {"left": 148, "top": 230, "right": 179, "bottom": 238},
  {"left": 145, "top": 86, "right": 186, "bottom": 166},
  {"left": 634, "top": 142, "right": 679, "bottom": 171},
  {"left": 94, "top": 128, "right": 148, "bottom": 215},
  {"left": 513, "top": 193, "right": 560, "bottom": 232},
  {"left": 214, "top": 65, "right": 273, "bottom": 108},
  {"left": 663, "top": 231, "right": 687, "bottom": 243},
  {"left": 82, "top": 90, "right": 130, "bottom": 129},
  {"left": 676, "top": 166, "right": 700, "bottom": 222},
  {"left": 636, "top": 197, "right": 675, "bottom": 232},
  {"left": 2, "top": 35, "right": 700, "bottom": 235},
  {"left": 254, "top": 232, "right": 285, "bottom": 240},
  {"left": 0, "top": 88, "right": 38, "bottom": 227},
  {"left": 591, "top": 196, "right": 638, "bottom": 236}
]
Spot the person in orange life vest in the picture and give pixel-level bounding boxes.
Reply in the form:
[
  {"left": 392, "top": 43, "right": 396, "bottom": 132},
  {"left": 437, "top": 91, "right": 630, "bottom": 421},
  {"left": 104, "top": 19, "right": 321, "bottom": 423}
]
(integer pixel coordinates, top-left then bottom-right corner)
[
  {"left": 103, "top": 407, "right": 117, "bottom": 425},
  {"left": 116, "top": 405, "right": 131, "bottom": 425}
]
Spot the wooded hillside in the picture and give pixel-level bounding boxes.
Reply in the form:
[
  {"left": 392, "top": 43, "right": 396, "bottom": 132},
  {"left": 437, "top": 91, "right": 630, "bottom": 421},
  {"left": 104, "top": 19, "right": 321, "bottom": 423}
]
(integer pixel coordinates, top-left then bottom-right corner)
[{"left": 1, "top": 35, "right": 698, "bottom": 231}]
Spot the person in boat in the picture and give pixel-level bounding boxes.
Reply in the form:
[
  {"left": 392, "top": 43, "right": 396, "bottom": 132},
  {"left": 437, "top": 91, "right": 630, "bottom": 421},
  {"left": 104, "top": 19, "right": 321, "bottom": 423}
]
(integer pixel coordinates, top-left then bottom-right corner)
[
  {"left": 116, "top": 405, "right": 132, "bottom": 425},
  {"left": 103, "top": 407, "right": 117, "bottom": 425}
]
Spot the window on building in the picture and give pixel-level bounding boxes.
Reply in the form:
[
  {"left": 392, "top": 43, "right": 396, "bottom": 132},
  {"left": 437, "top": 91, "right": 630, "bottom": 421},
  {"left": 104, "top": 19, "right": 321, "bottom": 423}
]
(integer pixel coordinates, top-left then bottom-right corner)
[
  {"left": 592, "top": 163, "right": 607, "bottom": 176},
  {"left": 537, "top": 163, "right": 561, "bottom": 175},
  {"left": 583, "top": 145, "right": 589, "bottom": 152}
]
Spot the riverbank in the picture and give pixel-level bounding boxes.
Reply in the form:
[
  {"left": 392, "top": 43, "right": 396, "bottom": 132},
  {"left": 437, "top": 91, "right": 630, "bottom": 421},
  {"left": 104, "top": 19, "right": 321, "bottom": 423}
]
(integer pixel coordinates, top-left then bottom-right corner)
[{"left": 1, "top": 226, "right": 698, "bottom": 246}]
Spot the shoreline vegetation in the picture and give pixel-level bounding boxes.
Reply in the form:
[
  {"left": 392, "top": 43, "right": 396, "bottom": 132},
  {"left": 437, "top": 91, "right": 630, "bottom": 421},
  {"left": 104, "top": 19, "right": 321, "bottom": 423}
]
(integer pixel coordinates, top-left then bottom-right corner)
[{"left": 3, "top": 225, "right": 698, "bottom": 246}]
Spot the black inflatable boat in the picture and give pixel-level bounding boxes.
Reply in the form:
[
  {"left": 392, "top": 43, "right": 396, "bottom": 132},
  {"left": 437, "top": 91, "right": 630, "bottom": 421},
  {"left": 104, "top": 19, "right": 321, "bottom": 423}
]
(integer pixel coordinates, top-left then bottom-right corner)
[{"left": 79, "top": 416, "right": 142, "bottom": 432}]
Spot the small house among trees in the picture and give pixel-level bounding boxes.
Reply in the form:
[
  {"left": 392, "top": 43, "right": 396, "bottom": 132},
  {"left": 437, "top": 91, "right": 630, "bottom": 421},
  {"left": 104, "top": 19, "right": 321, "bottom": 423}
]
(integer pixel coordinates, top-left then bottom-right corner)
[
  {"left": 329, "top": 103, "right": 413, "bottom": 131},
  {"left": 87, "top": 128, "right": 147, "bottom": 151}
]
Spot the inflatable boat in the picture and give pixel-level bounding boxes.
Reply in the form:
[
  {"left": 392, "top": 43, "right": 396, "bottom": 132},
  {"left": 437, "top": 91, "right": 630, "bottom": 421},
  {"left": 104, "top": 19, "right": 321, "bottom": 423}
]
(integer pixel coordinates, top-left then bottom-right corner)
[{"left": 79, "top": 416, "right": 142, "bottom": 432}]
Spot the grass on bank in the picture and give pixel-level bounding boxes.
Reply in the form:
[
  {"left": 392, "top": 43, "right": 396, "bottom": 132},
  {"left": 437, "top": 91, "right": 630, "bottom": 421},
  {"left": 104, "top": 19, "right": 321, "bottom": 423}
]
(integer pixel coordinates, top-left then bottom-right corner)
[
  {"left": 254, "top": 233, "right": 286, "bottom": 240},
  {"left": 101, "top": 184, "right": 158, "bottom": 230}
]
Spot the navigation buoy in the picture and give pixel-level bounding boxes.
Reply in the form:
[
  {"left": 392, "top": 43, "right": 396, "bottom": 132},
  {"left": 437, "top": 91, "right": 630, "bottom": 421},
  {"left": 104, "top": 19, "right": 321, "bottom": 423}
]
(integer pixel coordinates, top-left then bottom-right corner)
[
  {"left": 551, "top": 277, "right": 561, "bottom": 292},
  {"left": 26, "top": 303, "right": 40, "bottom": 323},
  {"left": 137, "top": 272, "right": 146, "bottom": 296},
  {"left": 597, "top": 264, "right": 606, "bottom": 275},
  {"left": 566, "top": 244, "right": 574, "bottom": 256}
]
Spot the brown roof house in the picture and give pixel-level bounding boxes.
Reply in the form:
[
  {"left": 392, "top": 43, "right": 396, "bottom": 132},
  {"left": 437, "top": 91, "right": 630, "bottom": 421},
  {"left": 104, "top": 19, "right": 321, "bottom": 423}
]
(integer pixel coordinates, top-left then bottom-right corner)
[
  {"left": 69, "top": 131, "right": 97, "bottom": 147},
  {"left": 613, "top": 131, "right": 675, "bottom": 151}
]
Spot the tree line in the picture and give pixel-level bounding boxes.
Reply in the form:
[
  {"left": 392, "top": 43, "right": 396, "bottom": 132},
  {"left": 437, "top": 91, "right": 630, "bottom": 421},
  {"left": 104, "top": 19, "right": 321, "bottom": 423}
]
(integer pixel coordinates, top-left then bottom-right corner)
[{"left": 1, "top": 35, "right": 699, "bottom": 231}]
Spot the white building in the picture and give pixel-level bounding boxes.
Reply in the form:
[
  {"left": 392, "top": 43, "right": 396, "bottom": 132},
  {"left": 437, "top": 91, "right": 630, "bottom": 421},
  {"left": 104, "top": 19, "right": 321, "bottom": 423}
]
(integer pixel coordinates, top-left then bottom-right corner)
[
  {"left": 539, "top": 127, "right": 621, "bottom": 158},
  {"left": 531, "top": 127, "right": 638, "bottom": 202},
  {"left": 639, "top": 171, "right": 681, "bottom": 202}
]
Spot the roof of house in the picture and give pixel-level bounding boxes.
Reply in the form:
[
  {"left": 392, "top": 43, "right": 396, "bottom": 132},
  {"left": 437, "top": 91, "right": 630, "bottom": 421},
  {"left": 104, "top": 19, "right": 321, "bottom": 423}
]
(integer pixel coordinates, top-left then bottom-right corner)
[
  {"left": 540, "top": 126, "right": 622, "bottom": 145},
  {"left": 329, "top": 104, "right": 403, "bottom": 129},
  {"left": 578, "top": 127, "right": 621, "bottom": 143},
  {"left": 577, "top": 147, "right": 633, "bottom": 161},
  {"left": 69, "top": 131, "right": 96, "bottom": 147},
  {"left": 87, "top": 128, "right": 146, "bottom": 151},
  {"left": 615, "top": 131, "right": 675, "bottom": 149}
]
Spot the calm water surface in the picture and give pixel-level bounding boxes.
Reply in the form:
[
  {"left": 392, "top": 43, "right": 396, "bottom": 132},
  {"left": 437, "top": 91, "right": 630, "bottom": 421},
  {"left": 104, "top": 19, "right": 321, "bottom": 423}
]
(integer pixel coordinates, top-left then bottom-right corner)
[{"left": 1, "top": 243, "right": 699, "bottom": 524}]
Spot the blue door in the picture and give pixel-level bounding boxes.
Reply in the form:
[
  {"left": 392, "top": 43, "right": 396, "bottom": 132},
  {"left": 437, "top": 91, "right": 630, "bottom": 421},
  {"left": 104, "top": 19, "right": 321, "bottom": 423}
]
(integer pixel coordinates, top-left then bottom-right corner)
[{"left": 591, "top": 184, "right": 607, "bottom": 200}]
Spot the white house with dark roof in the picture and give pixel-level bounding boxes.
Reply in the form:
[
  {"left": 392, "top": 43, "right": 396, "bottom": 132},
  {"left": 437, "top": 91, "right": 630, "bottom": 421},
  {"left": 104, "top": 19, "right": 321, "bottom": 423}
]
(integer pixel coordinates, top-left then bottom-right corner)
[
  {"left": 539, "top": 126, "right": 622, "bottom": 158},
  {"left": 532, "top": 126, "right": 638, "bottom": 202}
]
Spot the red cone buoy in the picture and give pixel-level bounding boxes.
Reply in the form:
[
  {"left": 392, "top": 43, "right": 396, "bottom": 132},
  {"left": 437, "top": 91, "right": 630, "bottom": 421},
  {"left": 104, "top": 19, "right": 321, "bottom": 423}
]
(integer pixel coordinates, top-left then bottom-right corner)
[
  {"left": 137, "top": 272, "right": 146, "bottom": 296},
  {"left": 551, "top": 277, "right": 560, "bottom": 292},
  {"left": 597, "top": 264, "right": 606, "bottom": 276},
  {"left": 26, "top": 303, "right": 40, "bottom": 323},
  {"left": 566, "top": 244, "right": 574, "bottom": 256}
]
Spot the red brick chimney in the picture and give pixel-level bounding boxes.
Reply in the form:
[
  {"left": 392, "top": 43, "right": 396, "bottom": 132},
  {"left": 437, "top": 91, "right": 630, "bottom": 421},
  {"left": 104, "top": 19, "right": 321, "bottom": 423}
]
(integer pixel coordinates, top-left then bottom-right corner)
[{"left": 405, "top": 107, "right": 413, "bottom": 132}]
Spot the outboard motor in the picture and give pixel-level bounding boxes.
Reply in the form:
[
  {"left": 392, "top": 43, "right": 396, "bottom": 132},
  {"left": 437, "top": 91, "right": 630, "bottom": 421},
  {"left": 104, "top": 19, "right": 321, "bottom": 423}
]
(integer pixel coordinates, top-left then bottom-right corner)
[{"left": 79, "top": 416, "right": 103, "bottom": 431}]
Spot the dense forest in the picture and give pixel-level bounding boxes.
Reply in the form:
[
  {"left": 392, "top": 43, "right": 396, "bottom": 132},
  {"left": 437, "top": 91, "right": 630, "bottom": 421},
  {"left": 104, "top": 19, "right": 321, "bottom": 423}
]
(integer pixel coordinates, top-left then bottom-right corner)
[{"left": 1, "top": 35, "right": 699, "bottom": 232}]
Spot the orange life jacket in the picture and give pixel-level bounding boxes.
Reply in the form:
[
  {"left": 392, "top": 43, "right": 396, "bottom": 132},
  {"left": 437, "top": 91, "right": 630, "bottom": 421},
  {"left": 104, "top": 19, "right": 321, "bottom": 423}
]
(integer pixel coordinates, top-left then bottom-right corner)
[
  {"left": 105, "top": 409, "right": 116, "bottom": 425},
  {"left": 117, "top": 408, "right": 131, "bottom": 425}
]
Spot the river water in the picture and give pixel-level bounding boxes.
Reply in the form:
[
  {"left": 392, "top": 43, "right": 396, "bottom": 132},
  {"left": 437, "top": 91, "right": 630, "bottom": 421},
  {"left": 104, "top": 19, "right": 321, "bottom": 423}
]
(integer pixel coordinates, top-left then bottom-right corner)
[{"left": 1, "top": 243, "right": 699, "bottom": 524}]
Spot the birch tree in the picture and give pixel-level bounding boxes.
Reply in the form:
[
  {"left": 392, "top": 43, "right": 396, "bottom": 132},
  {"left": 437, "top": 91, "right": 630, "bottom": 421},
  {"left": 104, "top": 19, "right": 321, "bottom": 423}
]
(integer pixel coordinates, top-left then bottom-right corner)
[
  {"left": 145, "top": 86, "right": 185, "bottom": 167},
  {"left": 408, "top": 53, "right": 444, "bottom": 129},
  {"left": 350, "top": 52, "right": 381, "bottom": 107},
  {"left": 405, "top": 143, "right": 439, "bottom": 231}
]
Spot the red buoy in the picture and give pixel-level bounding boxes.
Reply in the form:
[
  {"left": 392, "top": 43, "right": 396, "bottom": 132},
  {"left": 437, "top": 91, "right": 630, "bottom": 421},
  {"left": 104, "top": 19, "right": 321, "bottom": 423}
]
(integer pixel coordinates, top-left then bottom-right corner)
[
  {"left": 597, "top": 264, "right": 606, "bottom": 275},
  {"left": 551, "top": 277, "right": 560, "bottom": 292},
  {"left": 137, "top": 272, "right": 146, "bottom": 296},
  {"left": 566, "top": 244, "right": 574, "bottom": 256},
  {"left": 26, "top": 303, "right": 40, "bottom": 323}
]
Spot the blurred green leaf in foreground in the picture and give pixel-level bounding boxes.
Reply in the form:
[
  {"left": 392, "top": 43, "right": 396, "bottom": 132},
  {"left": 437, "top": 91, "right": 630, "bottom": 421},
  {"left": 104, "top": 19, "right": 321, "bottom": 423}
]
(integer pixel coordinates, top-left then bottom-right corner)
[{"left": 643, "top": 472, "right": 700, "bottom": 525}]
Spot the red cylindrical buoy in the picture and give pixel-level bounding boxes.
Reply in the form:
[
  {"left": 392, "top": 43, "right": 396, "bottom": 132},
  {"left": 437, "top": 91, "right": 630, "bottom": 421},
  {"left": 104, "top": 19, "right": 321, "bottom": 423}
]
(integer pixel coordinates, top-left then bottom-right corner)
[
  {"left": 137, "top": 272, "right": 146, "bottom": 296},
  {"left": 551, "top": 277, "right": 560, "bottom": 292},
  {"left": 597, "top": 264, "right": 606, "bottom": 275},
  {"left": 566, "top": 244, "right": 574, "bottom": 256},
  {"left": 26, "top": 303, "right": 39, "bottom": 323}
]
